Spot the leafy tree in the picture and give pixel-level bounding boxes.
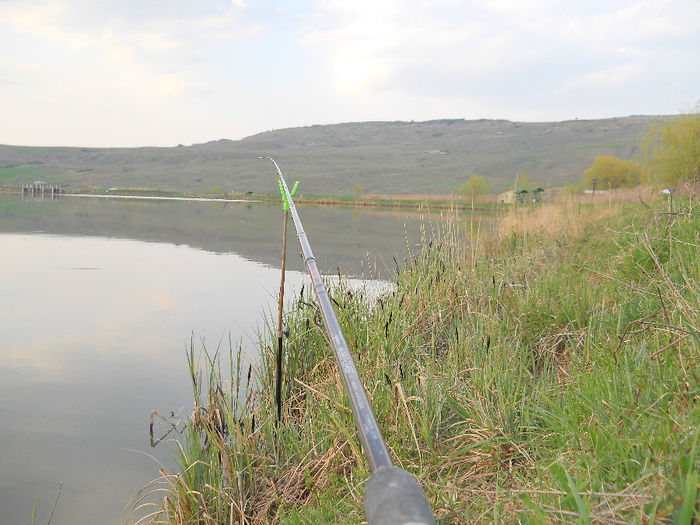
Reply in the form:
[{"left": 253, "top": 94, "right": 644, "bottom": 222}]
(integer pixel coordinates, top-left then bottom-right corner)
[
  {"left": 457, "top": 173, "right": 489, "bottom": 196},
  {"left": 583, "top": 155, "right": 645, "bottom": 189},
  {"left": 515, "top": 173, "right": 536, "bottom": 192},
  {"left": 643, "top": 111, "right": 700, "bottom": 186},
  {"left": 352, "top": 184, "right": 363, "bottom": 198}
]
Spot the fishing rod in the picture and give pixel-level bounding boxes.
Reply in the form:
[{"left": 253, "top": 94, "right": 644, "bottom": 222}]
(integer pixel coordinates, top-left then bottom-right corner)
[{"left": 259, "top": 156, "right": 436, "bottom": 525}]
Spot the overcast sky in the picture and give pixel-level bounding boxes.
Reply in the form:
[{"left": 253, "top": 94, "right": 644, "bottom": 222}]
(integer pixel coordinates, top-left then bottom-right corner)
[{"left": 1, "top": 0, "right": 698, "bottom": 147}]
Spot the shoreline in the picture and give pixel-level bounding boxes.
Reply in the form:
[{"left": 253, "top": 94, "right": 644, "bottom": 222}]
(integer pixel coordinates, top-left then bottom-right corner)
[
  {"left": 1, "top": 185, "right": 505, "bottom": 213},
  {"left": 61, "top": 193, "right": 259, "bottom": 204}
]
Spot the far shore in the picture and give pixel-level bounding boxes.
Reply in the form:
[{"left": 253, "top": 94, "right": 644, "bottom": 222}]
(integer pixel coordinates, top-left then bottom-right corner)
[{"left": 1, "top": 185, "right": 507, "bottom": 212}]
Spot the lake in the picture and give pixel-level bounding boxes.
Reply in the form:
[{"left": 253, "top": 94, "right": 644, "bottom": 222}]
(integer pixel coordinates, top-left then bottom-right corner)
[{"left": 0, "top": 193, "right": 430, "bottom": 524}]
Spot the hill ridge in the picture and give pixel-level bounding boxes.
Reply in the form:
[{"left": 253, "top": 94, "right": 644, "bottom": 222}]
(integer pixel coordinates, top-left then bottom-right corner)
[{"left": 0, "top": 116, "right": 661, "bottom": 194}]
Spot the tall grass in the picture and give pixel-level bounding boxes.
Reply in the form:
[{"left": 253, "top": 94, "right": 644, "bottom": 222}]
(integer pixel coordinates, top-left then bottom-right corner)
[{"left": 138, "top": 195, "right": 698, "bottom": 524}]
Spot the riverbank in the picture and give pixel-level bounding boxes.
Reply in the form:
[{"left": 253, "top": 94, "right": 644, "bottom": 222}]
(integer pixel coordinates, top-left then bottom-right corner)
[
  {"left": 141, "top": 195, "right": 698, "bottom": 523},
  {"left": 0, "top": 184, "right": 505, "bottom": 213}
]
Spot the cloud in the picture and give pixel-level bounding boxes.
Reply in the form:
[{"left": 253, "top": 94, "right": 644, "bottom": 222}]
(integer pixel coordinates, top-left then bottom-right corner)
[
  {"left": 576, "top": 63, "right": 644, "bottom": 88},
  {"left": 303, "top": 2, "right": 547, "bottom": 97},
  {"left": 298, "top": 0, "right": 699, "bottom": 121},
  {"left": 0, "top": 1, "right": 275, "bottom": 144},
  {"left": 0, "top": 0, "right": 698, "bottom": 146},
  {"left": 0, "top": 1, "right": 264, "bottom": 99}
]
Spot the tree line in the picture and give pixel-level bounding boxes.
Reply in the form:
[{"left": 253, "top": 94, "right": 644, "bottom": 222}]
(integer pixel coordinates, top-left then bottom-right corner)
[
  {"left": 457, "top": 109, "right": 700, "bottom": 194},
  {"left": 576, "top": 111, "right": 699, "bottom": 191}
]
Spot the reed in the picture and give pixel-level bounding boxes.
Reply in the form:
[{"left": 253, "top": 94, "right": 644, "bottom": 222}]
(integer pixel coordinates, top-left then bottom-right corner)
[{"left": 140, "top": 194, "right": 699, "bottom": 523}]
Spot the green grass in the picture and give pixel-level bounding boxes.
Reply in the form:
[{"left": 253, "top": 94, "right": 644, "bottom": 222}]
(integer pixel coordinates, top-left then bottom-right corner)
[
  {"left": 0, "top": 166, "right": 54, "bottom": 183},
  {"left": 140, "top": 195, "right": 698, "bottom": 524}
]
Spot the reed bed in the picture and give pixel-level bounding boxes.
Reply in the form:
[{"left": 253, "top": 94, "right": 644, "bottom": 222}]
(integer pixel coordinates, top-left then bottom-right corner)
[{"left": 136, "top": 195, "right": 699, "bottom": 524}]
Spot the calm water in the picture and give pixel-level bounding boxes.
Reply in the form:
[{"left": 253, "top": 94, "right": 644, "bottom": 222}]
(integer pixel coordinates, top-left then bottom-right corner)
[{"left": 0, "top": 194, "right": 426, "bottom": 524}]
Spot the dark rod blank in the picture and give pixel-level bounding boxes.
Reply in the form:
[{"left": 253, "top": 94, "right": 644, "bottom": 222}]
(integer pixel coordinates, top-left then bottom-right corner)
[
  {"left": 260, "top": 157, "right": 435, "bottom": 525},
  {"left": 275, "top": 209, "right": 289, "bottom": 423},
  {"left": 263, "top": 157, "right": 391, "bottom": 471}
]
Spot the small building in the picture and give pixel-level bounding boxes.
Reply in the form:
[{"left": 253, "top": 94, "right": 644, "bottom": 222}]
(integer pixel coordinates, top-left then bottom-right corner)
[
  {"left": 498, "top": 189, "right": 515, "bottom": 204},
  {"left": 515, "top": 189, "right": 529, "bottom": 203},
  {"left": 499, "top": 188, "right": 544, "bottom": 204}
]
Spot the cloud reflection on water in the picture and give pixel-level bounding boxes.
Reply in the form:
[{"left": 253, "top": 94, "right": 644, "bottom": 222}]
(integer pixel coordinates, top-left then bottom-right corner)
[{"left": 0, "top": 232, "right": 307, "bottom": 524}]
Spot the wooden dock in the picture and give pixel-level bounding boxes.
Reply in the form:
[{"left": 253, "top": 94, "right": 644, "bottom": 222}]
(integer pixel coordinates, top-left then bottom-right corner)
[{"left": 22, "top": 181, "right": 64, "bottom": 197}]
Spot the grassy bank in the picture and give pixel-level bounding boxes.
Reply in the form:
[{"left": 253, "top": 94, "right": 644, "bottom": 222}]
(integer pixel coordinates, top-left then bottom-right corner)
[{"left": 139, "top": 194, "right": 698, "bottom": 524}]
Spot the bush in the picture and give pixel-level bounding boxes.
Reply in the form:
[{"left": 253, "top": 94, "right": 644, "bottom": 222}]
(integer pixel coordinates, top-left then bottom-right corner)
[
  {"left": 457, "top": 173, "right": 489, "bottom": 196},
  {"left": 583, "top": 155, "right": 645, "bottom": 189},
  {"left": 643, "top": 111, "right": 700, "bottom": 187}
]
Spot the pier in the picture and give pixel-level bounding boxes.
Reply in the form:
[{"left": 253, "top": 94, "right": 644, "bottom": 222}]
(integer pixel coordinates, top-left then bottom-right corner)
[{"left": 22, "top": 181, "right": 64, "bottom": 198}]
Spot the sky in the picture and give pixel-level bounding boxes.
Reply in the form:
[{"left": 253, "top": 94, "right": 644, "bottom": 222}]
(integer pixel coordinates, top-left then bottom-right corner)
[{"left": 1, "top": 0, "right": 698, "bottom": 147}]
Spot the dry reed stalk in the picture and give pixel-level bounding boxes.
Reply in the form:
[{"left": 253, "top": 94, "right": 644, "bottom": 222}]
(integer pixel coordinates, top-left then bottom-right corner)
[
  {"left": 497, "top": 199, "right": 626, "bottom": 241},
  {"left": 561, "top": 186, "right": 661, "bottom": 205},
  {"left": 393, "top": 380, "right": 423, "bottom": 467}
]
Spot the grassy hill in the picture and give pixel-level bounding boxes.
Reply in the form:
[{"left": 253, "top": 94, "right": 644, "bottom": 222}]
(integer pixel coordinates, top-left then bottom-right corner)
[{"left": 0, "top": 116, "right": 656, "bottom": 195}]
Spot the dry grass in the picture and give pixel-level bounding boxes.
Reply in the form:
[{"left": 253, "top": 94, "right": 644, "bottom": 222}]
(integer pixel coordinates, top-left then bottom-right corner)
[
  {"left": 131, "top": 372, "right": 361, "bottom": 525},
  {"left": 361, "top": 193, "right": 498, "bottom": 203},
  {"left": 497, "top": 200, "right": 622, "bottom": 240},
  {"left": 142, "top": 194, "right": 699, "bottom": 524}
]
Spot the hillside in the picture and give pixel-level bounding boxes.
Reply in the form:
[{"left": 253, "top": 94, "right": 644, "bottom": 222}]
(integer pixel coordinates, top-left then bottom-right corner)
[{"left": 0, "top": 116, "right": 656, "bottom": 194}]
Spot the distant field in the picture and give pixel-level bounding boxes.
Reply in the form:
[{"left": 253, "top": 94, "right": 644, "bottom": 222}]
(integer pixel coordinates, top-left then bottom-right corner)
[
  {"left": 0, "top": 165, "right": 56, "bottom": 183},
  {"left": 364, "top": 193, "right": 499, "bottom": 202},
  {"left": 0, "top": 116, "right": 657, "bottom": 195}
]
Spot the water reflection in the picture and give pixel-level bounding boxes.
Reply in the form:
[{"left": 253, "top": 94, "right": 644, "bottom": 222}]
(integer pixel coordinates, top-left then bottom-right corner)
[
  {"left": 0, "top": 194, "right": 429, "bottom": 278},
  {"left": 0, "top": 233, "right": 308, "bottom": 524},
  {"left": 0, "top": 194, "right": 493, "bottom": 524}
]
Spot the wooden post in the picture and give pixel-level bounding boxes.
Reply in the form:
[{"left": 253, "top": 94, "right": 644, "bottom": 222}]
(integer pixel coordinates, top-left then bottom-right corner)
[
  {"left": 276, "top": 209, "right": 289, "bottom": 423},
  {"left": 668, "top": 193, "right": 673, "bottom": 260}
]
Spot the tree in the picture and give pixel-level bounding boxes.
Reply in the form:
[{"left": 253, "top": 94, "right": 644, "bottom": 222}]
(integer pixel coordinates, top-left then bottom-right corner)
[
  {"left": 457, "top": 173, "right": 489, "bottom": 196},
  {"left": 515, "top": 173, "right": 536, "bottom": 192},
  {"left": 583, "top": 155, "right": 645, "bottom": 189},
  {"left": 643, "top": 111, "right": 700, "bottom": 186},
  {"left": 352, "top": 184, "right": 363, "bottom": 198}
]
